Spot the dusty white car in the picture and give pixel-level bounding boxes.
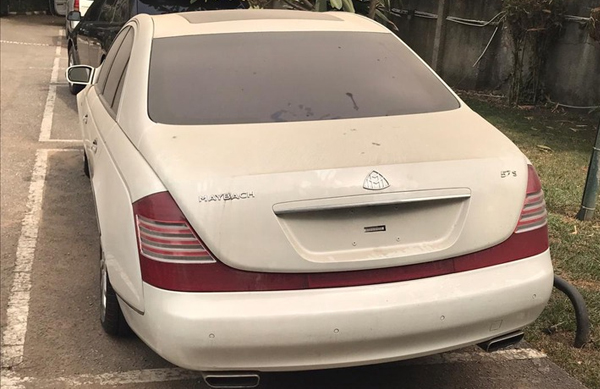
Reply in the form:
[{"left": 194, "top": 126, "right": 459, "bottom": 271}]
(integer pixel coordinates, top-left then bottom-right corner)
[{"left": 67, "top": 9, "right": 553, "bottom": 387}]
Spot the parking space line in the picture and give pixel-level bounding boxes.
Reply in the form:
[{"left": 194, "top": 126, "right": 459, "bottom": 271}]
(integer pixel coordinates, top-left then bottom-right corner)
[
  {"left": 0, "top": 40, "right": 52, "bottom": 47},
  {"left": 38, "top": 29, "right": 63, "bottom": 143},
  {"left": 1, "top": 149, "right": 77, "bottom": 368},
  {"left": 403, "top": 348, "right": 547, "bottom": 366},
  {"left": 0, "top": 348, "right": 546, "bottom": 388},
  {"left": 39, "top": 139, "right": 82, "bottom": 143}
]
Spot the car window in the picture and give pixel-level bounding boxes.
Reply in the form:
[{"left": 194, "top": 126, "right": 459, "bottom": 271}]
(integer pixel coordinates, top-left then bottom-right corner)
[
  {"left": 96, "top": 26, "right": 130, "bottom": 94},
  {"left": 136, "top": 0, "right": 245, "bottom": 15},
  {"left": 148, "top": 31, "right": 460, "bottom": 125},
  {"left": 83, "top": 0, "right": 105, "bottom": 21},
  {"left": 112, "top": 0, "right": 130, "bottom": 24},
  {"left": 98, "top": 0, "right": 118, "bottom": 22},
  {"left": 103, "top": 30, "right": 134, "bottom": 110},
  {"left": 112, "top": 62, "right": 129, "bottom": 112}
]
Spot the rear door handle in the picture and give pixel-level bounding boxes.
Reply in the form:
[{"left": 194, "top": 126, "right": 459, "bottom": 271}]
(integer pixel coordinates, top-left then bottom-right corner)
[{"left": 91, "top": 139, "right": 98, "bottom": 154}]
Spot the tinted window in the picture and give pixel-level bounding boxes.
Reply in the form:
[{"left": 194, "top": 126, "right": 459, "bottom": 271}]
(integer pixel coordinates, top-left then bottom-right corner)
[
  {"left": 112, "top": 0, "right": 130, "bottom": 23},
  {"left": 136, "top": 0, "right": 245, "bottom": 15},
  {"left": 148, "top": 32, "right": 460, "bottom": 125},
  {"left": 96, "top": 27, "right": 130, "bottom": 94},
  {"left": 113, "top": 63, "right": 129, "bottom": 112},
  {"left": 84, "top": 0, "right": 104, "bottom": 21},
  {"left": 98, "top": 0, "right": 118, "bottom": 22},
  {"left": 104, "top": 30, "right": 133, "bottom": 109}
]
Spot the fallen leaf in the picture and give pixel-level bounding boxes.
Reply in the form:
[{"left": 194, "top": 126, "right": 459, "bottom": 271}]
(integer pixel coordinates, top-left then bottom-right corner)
[
  {"left": 571, "top": 225, "right": 578, "bottom": 235},
  {"left": 537, "top": 145, "right": 553, "bottom": 152}
]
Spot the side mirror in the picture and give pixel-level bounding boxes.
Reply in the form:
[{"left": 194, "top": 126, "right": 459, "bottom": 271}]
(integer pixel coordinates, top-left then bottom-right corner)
[
  {"left": 66, "top": 65, "right": 94, "bottom": 85},
  {"left": 67, "top": 11, "right": 81, "bottom": 21}
]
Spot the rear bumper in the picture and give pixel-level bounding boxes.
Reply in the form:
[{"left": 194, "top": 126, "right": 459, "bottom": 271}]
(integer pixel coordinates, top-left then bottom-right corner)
[{"left": 120, "top": 250, "right": 553, "bottom": 372}]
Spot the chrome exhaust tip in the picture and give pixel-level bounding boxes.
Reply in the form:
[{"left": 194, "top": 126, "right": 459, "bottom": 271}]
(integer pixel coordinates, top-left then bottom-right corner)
[
  {"left": 478, "top": 330, "right": 525, "bottom": 352},
  {"left": 201, "top": 372, "right": 260, "bottom": 389}
]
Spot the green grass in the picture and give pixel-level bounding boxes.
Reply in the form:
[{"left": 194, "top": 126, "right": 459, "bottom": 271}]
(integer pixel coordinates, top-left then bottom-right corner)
[{"left": 462, "top": 93, "right": 600, "bottom": 389}]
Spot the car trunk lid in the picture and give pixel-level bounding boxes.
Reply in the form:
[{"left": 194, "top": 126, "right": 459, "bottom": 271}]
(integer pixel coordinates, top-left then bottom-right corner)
[{"left": 137, "top": 107, "right": 528, "bottom": 273}]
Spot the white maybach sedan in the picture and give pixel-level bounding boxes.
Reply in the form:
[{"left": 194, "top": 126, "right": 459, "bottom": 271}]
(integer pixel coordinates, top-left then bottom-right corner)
[{"left": 67, "top": 9, "right": 553, "bottom": 386}]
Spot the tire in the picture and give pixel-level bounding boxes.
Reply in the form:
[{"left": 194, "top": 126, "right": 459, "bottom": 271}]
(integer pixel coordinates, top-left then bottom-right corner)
[
  {"left": 68, "top": 48, "right": 84, "bottom": 95},
  {"left": 83, "top": 152, "right": 90, "bottom": 178},
  {"left": 100, "top": 247, "right": 131, "bottom": 337}
]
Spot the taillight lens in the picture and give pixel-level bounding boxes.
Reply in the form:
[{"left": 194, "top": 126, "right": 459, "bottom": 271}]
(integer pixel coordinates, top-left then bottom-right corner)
[
  {"left": 516, "top": 165, "right": 547, "bottom": 233},
  {"left": 74, "top": 0, "right": 79, "bottom": 11},
  {"left": 133, "top": 192, "right": 214, "bottom": 263}
]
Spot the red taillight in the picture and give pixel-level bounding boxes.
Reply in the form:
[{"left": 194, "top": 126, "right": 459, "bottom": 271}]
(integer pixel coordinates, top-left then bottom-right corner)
[
  {"left": 74, "top": 0, "right": 79, "bottom": 11},
  {"left": 516, "top": 165, "right": 548, "bottom": 233},
  {"left": 133, "top": 192, "right": 214, "bottom": 263},
  {"left": 135, "top": 190, "right": 548, "bottom": 293}
]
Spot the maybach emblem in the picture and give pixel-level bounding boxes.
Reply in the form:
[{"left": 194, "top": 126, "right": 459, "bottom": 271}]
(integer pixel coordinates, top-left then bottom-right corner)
[
  {"left": 363, "top": 171, "right": 390, "bottom": 190},
  {"left": 199, "top": 192, "right": 255, "bottom": 202}
]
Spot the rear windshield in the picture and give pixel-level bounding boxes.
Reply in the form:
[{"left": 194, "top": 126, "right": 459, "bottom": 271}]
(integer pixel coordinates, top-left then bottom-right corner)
[
  {"left": 137, "top": 0, "right": 246, "bottom": 15},
  {"left": 148, "top": 31, "right": 460, "bottom": 125}
]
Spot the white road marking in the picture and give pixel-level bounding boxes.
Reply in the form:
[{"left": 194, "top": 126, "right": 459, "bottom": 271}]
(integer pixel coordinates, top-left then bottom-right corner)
[
  {"left": 0, "top": 149, "right": 76, "bottom": 368},
  {"left": 0, "top": 368, "right": 201, "bottom": 388},
  {"left": 405, "top": 348, "right": 547, "bottom": 365},
  {"left": 0, "top": 40, "right": 52, "bottom": 47},
  {"left": 38, "top": 29, "right": 63, "bottom": 143},
  {"left": 39, "top": 139, "right": 83, "bottom": 143},
  {"left": 1, "top": 150, "right": 49, "bottom": 367},
  {"left": 0, "top": 348, "right": 546, "bottom": 387}
]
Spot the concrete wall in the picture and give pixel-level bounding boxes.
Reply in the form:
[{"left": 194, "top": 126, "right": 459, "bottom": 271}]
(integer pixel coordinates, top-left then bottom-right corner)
[
  {"left": 545, "top": 1, "right": 600, "bottom": 106},
  {"left": 392, "top": 0, "right": 600, "bottom": 106}
]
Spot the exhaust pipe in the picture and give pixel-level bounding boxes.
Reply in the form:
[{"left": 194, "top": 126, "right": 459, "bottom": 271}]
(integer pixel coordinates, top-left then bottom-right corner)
[
  {"left": 478, "top": 330, "right": 524, "bottom": 352},
  {"left": 201, "top": 372, "right": 260, "bottom": 389}
]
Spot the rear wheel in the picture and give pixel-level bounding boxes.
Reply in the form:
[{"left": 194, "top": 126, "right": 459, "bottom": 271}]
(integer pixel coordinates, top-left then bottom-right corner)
[
  {"left": 68, "top": 48, "right": 84, "bottom": 95},
  {"left": 100, "top": 247, "right": 131, "bottom": 336}
]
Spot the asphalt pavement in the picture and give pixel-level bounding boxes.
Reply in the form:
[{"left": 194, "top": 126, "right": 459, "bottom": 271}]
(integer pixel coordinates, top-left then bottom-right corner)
[{"left": 0, "top": 14, "right": 591, "bottom": 389}]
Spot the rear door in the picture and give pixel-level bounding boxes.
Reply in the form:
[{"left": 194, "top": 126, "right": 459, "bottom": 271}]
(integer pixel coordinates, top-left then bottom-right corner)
[
  {"left": 84, "top": 27, "right": 144, "bottom": 310},
  {"left": 81, "top": 27, "right": 130, "bottom": 159}
]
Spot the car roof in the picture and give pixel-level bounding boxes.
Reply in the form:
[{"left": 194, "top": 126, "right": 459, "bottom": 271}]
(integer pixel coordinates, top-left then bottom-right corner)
[{"left": 147, "top": 10, "right": 390, "bottom": 39}]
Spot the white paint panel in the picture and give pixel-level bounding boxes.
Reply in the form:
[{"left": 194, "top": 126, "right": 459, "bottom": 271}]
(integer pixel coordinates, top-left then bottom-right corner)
[{"left": 86, "top": 92, "right": 144, "bottom": 312}]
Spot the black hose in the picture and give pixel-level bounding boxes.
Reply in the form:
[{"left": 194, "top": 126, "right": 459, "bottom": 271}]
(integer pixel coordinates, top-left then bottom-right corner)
[{"left": 553, "top": 275, "right": 591, "bottom": 348}]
